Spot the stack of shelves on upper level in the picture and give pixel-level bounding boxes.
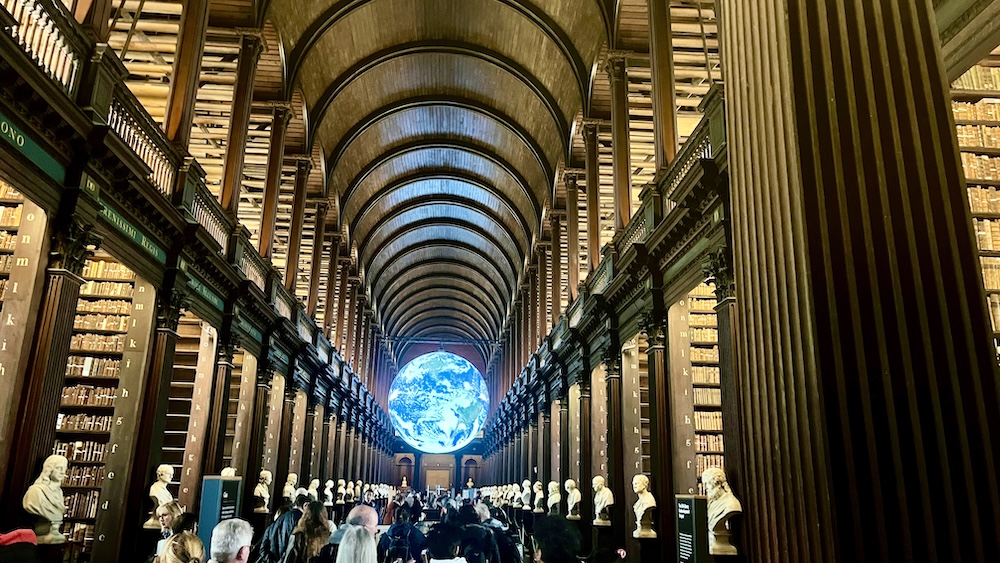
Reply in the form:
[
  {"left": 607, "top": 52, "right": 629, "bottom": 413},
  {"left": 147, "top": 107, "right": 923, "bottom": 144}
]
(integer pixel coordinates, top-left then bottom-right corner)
[
  {"left": 669, "top": 282, "right": 724, "bottom": 496},
  {"left": 56, "top": 252, "right": 136, "bottom": 555},
  {"left": 162, "top": 314, "right": 207, "bottom": 498},
  {"left": 954, "top": 51, "right": 1000, "bottom": 353},
  {"left": 0, "top": 181, "right": 23, "bottom": 304}
]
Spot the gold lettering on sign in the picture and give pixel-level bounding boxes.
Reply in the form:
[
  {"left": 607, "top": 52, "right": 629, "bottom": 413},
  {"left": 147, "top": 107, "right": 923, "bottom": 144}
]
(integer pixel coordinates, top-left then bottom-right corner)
[
  {"left": 19, "top": 235, "right": 28, "bottom": 244},
  {"left": 14, "top": 258, "right": 27, "bottom": 267}
]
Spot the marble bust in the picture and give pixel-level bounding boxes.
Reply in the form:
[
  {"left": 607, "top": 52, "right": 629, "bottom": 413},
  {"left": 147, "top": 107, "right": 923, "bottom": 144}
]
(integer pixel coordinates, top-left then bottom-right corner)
[
  {"left": 511, "top": 483, "right": 522, "bottom": 508},
  {"left": 520, "top": 479, "right": 532, "bottom": 510},
  {"left": 22, "top": 454, "right": 68, "bottom": 544},
  {"left": 308, "top": 479, "right": 320, "bottom": 500},
  {"left": 546, "top": 481, "right": 561, "bottom": 515},
  {"left": 324, "top": 480, "right": 334, "bottom": 506},
  {"left": 336, "top": 479, "right": 346, "bottom": 504},
  {"left": 401, "top": 476, "right": 407, "bottom": 488},
  {"left": 631, "top": 474, "right": 657, "bottom": 538},
  {"left": 532, "top": 481, "right": 545, "bottom": 513},
  {"left": 564, "top": 479, "right": 581, "bottom": 520},
  {"left": 144, "top": 464, "right": 175, "bottom": 529},
  {"left": 466, "top": 478, "right": 474, "bottom": 488},
  {"left": 703, "top": 468, "right": 743, "bottom": 555},
  {"left": 253, "top": 470, "right": 273, "bottom": 513},
  {"left": 344, "top": 483, "right": 355, "bottom": 503},
  {"left": 221, "top": 467, "right": 237, "bottom": 477},
  {"left": 282, "top": 473, "right": 298, "bottom": 501},
  {"left": 592, "top": 475, "right": 614, "bottom": 526}
]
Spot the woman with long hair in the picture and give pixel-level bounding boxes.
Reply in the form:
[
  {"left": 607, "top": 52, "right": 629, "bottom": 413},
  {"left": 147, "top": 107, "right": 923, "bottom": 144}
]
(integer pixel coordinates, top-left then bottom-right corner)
[
  {"left": 335, "top": 524, "right": 377, "bottom": 563},
  {"left": 156, "top": 531, "right": 205, "bottom": 563},
  {"left": 282, "top": 501, "right": 330, "bottom": 563}
]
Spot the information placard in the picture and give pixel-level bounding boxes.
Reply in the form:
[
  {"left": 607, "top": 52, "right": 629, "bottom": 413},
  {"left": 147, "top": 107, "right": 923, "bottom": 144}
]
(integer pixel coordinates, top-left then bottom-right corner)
[
  {"left": 676, "top": 495, "right": 709, "bottom": 563},
  {"left": 198, "top": 476, "right": 243, "bottom": 548}
]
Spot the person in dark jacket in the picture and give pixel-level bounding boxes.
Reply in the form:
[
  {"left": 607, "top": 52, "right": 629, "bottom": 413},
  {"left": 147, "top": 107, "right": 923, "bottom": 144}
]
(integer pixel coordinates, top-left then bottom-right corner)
[
  {"left": 457, "top": 505, "right": 500, "bottom": 563},
  {"left": 377, "top": 507, "right": 425, "bottom": 563},
  {"left": 256, "top": 494, "right": 308, "bottom": 563}
]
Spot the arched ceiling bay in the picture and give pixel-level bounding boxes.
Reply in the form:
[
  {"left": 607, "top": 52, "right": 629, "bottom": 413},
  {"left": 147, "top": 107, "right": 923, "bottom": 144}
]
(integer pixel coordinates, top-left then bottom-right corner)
[{"left": 266, "top": 0, "right": 605, "bottom": 371}]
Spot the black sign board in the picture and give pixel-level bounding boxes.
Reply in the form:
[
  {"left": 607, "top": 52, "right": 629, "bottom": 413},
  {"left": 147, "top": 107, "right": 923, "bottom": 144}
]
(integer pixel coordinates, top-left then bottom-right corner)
[{"left": 676, "top": 495, "right": 709, "bottom": 563}]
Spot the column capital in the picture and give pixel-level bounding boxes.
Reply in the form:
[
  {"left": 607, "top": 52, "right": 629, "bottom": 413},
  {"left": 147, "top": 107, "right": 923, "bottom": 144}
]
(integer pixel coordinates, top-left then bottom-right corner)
[
  {"left": 235, "top": 30, "right": 265, "bottom": 61},
  {"left": 156, "top": 287, "right": 191, "bottom": 332},
  {"left": 51, "top": 219, "right": 101, "bottom": 275},
  {"left": 600, "top": 345, "right": 621, "bottom": 379},
  {"left": 702, "top": 246, "right": 736, "bottom": 301},
  {"left": 604, "top": 54, "right": 628, "bottom": 82},
  {"left": 637, "top": 309, "right": 666, "bottom": 346}
]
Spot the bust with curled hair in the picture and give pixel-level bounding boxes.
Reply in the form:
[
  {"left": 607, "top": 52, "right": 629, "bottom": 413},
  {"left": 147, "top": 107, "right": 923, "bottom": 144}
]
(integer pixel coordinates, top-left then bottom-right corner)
[{"left": 157, "top": 531, "right": 205, "bottom": 563}]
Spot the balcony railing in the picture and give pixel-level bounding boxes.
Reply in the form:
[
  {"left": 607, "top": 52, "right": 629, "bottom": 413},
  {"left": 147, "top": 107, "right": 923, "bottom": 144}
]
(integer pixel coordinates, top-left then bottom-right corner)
[
  {"left": 108, "top": 87, "right": 177, "bottom": 196},
  {"left": 274, "top": 285, "right": 294, "bottom": 321},
  {"left": 1, "top": 0, "right": 82, "bottom": 95},
  {"left": 190, "top": 181, "right": 230, "bottom": 252},
  {"left": 239, "top": 245, "right": 268, "bottom": 292}
]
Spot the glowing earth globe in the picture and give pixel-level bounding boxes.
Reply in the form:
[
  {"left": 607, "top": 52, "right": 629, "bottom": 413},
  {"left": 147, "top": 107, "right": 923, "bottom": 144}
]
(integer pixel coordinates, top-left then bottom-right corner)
[{"left": 388, "top": 351, "right": 489, "bottom": 453}]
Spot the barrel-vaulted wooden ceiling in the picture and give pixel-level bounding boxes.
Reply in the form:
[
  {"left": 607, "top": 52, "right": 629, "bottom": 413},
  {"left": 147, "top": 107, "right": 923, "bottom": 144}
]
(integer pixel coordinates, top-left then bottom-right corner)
[{"left": 264, "top": 0, "right": 608, "bottom": 368}]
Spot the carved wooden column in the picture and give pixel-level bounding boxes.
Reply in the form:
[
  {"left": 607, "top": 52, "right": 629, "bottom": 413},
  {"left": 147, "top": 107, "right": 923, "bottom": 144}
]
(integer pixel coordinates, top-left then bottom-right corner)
[
  {"left": 638, "top": 312, "right": 675, "bottom": 546},
  {"left": 323, "top": 234, "right": 342, "bottom": 334},
  {"left": 720, "top": 0, "right": 1000, "bottom": 558},
  {"left": 284, "top": 160, "right": 312, "bottom": 290},
  {"left": 539, "top": 401, "right": 551, "bottom": 484},
  {"left": 123, "top": 280, "right": 189, "bottom": 556},
  {"left": 646, "top": 0, "right": 677, "bottom": 170},
  {"left": 2, "top": 219, "right": 98, "bottom": 523},
  {"left": 220, "top": 32, "right": 264, "bottom": 215},
  {"left": 300, "top": 395, "right": 317, "bottom": 480},
  {"left": 307, "top": 203, "right": 329, "bottom": 315},
  {"left": 526, "top": 406, "right": 537, "bottom": 481},
  {"left": 203, "top": 321, "right": 238, "bottom": 474},
  {"left": 345, "top": 416, "right": 358, "bottom": 481},
  {"left": 550, "top": 214, "right": 562, "bottom": 322},
  {"left": 606, "top": 53, "right": 631, "bottom": 231},
  {"left": 558, "top": 394, "right": 569, "bottom": 494},
  {"left": 334, "top": 259, "right": 351, "bottom": 349},
  {"left": 578, "top": 378, "right": 594, "bottom": 544},
  {"left": 527, "top": 269, "right": 537, "bottom": 355},
  {"left": 272, "top": 380, "right": 297, "bottom": 510},
  {"left": 583, "top": 123, "right": 601, "bottom": 270},
  {"left": 601, "top": 346, "right": 626, "bottom": 546},
  {"left": 163, "top": 0, "right": 208, "bottom": 150},
  {"left": 257, "top": 105, "right": 291, "bottom": 258},
  {"left": 537, "top": 249, "right": 548, "bottom": 341},
  {"left": 564, "top": 173, "right": 579, "bottom": 300},
  {"left": 333, "top": 407, "right": 348, "bottom": 481},
  {"left": 343, "top": 278, "right": 359, "bottom": 362},
  {"left": 240, "top": 358, "right": 272, "bottom": 517}
]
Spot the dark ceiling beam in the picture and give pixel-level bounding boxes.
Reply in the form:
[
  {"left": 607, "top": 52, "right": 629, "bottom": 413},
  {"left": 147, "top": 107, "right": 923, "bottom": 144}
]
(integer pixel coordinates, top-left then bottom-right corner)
[
  {"left": 375, "top": 266, "right": 506, "bottom": 319},
  {"left": 384, "top": 290, "right": 501, "bottom": 335},
  {"left": 307, "top": 41, "right": 570, "bottom": 150},
  {"left": 330, "top": 95, "right": 554, "bottom": 185},
  {"left": 367, "top": 237, "right": 517, "bottom": 297},
  {"left": 386, "top": 299, "right": 497, "bottom": 340},
  {"left": 339, "top": 140, "right": 542, "bottom": 227},
  {"left": 398, "top": 314, "right": 493, "bottom": 357},
  {"left": 383, "top": 283, "right": 503, "bottom": 332},
  {"left": 368, "top": 242, "right": 515, "bottom": 301},
  {"left": 350, "top": 171, "right": 535, "bottom": 242},
  {"left": 360, "top": 216, "right": 523, "bottom": 279},
  {"left": 286, "top": 0, "right": 589, "bottom": 110},
  {"left": 397, "top": 325, "right": 490, "bottom": 368}
]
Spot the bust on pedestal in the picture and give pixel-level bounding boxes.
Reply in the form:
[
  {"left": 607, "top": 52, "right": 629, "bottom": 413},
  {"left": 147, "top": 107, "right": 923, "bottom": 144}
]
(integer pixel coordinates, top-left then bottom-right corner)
[
  {"left": 511, "top": 483, "right": 523, "bottom": 508},
  {"left": 592, "top": 475, "right": 614, "bottom": 527},
  {"left": 336, "top": 479, "right": 346, "bottom": 504},
  {"left": 564, "top": 479, "right": 581, "bottom": 520},
  {"left": 520, "top": 480, "right": 532, "bottom": 510},
  {"left": 466, "top": 478, "right": 474, "bottom": 489},
  {"left": 253, "top": 470, "right": 273, "bottom": 513},
  {"left": 221, "top": 467, "right": 237, "bottom": 477},
  {"left": 703, "top": 468, "right": 743, "bottom": 555},
  {"left": 22, "top": 455, "right": 68, "bottom": 544},
  {"left": 546, "top": 481, "right": 561, "bottom": 516},
  {"left": 308, "top": 479, "right": 320, "bottom": 501},
  {"left": 143, "top": 464, "right": 175, "bottom": 529},
  {"left": 282, "top": 473, "right": 298, "bottom": 501},
  {"left": 324, "top": 480, "right": 334, "bottom": 506},
  {"left": 401, "top": 476, "right": 407, "bottom": 488},
  {"left": 532, "top": 481, "right": 545, "bottom": 513},
  {"left": 631, "top": 474, "right": 657, "bottom": 538}
]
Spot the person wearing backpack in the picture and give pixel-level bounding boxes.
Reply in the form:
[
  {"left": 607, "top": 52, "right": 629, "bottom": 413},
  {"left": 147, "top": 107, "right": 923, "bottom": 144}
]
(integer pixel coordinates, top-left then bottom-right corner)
[{"left": 377, "top": 507, "right": 424, "bottom": 563}]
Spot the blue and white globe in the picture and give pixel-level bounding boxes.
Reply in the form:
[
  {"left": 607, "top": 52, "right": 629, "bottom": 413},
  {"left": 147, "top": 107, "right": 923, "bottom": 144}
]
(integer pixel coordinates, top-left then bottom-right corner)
[{"left": 388, "top": 351, "right": 489, "bottom": 453}]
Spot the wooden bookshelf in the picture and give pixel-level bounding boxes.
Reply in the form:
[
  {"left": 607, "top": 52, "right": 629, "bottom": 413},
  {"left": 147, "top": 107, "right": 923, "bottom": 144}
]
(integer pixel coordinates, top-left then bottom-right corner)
[
  {"left": 227, "top": 350, "right": 258, "bottom": 477},
  {"left": 53, "top": 252, "right": 142, "bottom": 557},
  {"left": 954, "top": 57, "right": 1000, "bottom": 357},
  {"left": 669, "top": 282, "right": 725, "bottom": 495}
]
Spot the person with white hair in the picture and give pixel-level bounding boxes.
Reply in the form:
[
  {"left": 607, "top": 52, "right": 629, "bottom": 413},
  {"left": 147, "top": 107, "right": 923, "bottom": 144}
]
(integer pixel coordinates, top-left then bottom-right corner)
[{"left": 207, "top": 518, "right": 253, "bottom": 563}]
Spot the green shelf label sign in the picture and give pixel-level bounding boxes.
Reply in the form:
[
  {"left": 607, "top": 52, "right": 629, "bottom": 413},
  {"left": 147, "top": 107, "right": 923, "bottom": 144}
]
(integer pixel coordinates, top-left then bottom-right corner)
[
  {"left": 187, "top": 277, "right": 225, "bottom": 311},
  {"left": 99, "top": 204, "right": 167, "bottom": 264},
  {"left": 237, "top": 316, "right": 263, "bottom": 344},
  {"left": 0, "top": 110, "right": 66, "bottom": 184}
]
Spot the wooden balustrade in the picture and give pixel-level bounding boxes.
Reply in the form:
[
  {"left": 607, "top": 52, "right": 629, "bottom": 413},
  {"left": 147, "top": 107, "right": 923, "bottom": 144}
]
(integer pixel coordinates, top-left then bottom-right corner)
[
  {"left": 108, "top": 89, "right": 177, "bottom": 196},
  {"left": 0, "top": 0, "right": 83, "bottom": 94}
]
